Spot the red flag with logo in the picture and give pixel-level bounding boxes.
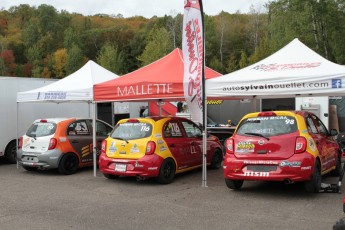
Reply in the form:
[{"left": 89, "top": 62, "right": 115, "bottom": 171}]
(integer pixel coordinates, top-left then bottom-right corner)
[{"left": 183, "top": 0, "right": 205, "bottom": 126}]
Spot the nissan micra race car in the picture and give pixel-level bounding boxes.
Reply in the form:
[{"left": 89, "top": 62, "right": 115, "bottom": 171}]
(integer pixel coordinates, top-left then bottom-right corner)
[
  {"left": 223, "top": 111, "right": 341, "bottom": 193},
  {"left": 18, "top": 118, "right": 112, "bottom": 175},
  {"left": 99, "top": 117, "right": 224, "bottom": 184}
]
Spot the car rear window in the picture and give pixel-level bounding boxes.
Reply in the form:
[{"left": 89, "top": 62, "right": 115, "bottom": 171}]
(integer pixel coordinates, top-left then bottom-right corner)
[
  {"left": 236, "top": 115, "right": 297, "bottom": 137},
  {"left": 110, "top": 122, "right": 152, "bottom": 140},
  {"left": 26, "top": 122, "right": 57, "bottom": 137}
]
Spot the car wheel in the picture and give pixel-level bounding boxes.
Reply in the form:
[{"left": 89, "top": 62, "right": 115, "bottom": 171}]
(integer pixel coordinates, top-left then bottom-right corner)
[
  {"left": 5, "top": 141, "right": 17, "bottom": 164},
  {"left": 210, "top": 149, "right": 223, "bottom": 169},
  {"left": 225, "top": 179, "right": 244, "bottom": 190},
  {"left": 103, "top": 173, "right": 120, "bottom": 179},
  {"left": 333, "top": 218, "right": 345, "bottom": 230},
  {"left": 156, "top": 158, "right": 176, "bottom": 184},
  {"left": 330, "top": 153, "right": 342, "bottom": 177},
  {"left": 304, "top": 160, "right": 321, "bottom": 193},
  {"left": 22, "top": 166, "right": 38, "bottom": 171},
  {"left": 58, "top": 153, "right": 79, "bottom": 175}
]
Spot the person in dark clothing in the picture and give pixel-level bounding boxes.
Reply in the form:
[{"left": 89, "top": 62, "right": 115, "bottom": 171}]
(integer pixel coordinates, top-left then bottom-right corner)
[{"left": 177, "top": 101, "right": 183, "bottom": 112}]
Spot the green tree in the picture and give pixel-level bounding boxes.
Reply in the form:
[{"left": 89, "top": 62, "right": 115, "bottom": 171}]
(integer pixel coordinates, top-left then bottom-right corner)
[
  {"left": 27, "top": 45, "right": 41, "bottom": 77},
  {"left": 64, "top": 27, "right": 79, "bottom": 50},
  {"left": 0, "top": 57, "right": 6, "bottom": 75},
  {"left": 22, "top": 18, "right": 39, "bottom": 48},
  {"left": 66, "top": 44, "right": 84, "bottom": 75},
  {"left": 96, "top": 42, "right": 124, "bottom": 74},
  {"left": 138, "top": 26, "right": 172, "bottom": 66},
  {"left": 239, "top": 51, "right": 249, "bottom": 69}
]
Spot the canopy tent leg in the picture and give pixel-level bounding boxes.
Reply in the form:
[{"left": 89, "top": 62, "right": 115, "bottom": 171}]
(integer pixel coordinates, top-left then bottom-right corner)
[
  {"left": 202, "top": 97, "right": 208, "bottom": 187},
  {"left": 16, "top": 102, "right": 19, "bottom": 169},
  {"left": 92, "top": 102, "right": 97, "bottom": 177}
]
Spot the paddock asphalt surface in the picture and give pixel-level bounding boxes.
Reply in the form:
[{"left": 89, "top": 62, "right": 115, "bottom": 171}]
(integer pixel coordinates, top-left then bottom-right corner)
[{"left": 0, "top": 158, "right": 344, "bottom": 230}]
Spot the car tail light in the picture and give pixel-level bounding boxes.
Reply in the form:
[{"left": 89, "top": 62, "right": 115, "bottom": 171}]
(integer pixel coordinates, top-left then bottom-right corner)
[
  {"left": 18, "top": 137, "right": 23, "bottom": 149},
  {"left": 145, "top": 141, "right": 156, "bottom": 155},
  {"left": 48, "top": 138, "right": 57, "bottom": 150},
  {"left": 101, "top": 140, "right": 107, "bottom": 154},
  {"left": 226, "top": 138, "right": 234, "bottom": 154},
  {"left": 295, "top": 136, "right": 307, "bottom": 154},
  {"left": 258, "top": 111, "right": 276, "bottom": 117}
]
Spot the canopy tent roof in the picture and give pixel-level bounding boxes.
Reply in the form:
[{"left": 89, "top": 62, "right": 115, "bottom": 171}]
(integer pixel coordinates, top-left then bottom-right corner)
[
  {"left": 94, "top": 48, "right": 221, "bottom": 102},
  {"left": 17, "top": 60, "right": 119, "bottom": 103},
  {"left": 206, "top": 38, "right": 345, "bottom": 99}
]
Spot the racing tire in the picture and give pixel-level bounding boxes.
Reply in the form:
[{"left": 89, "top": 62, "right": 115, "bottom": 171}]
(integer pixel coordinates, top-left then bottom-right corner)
[
  {"left": 333, "top": 218, "right": 345, "bottom": 230},
  {"left": 210, "top": 149, "right": 223, "bottom": 169},
  {"left": 103, "top": 173, "right": 120, "bottom": 179},
  {"left": 330, "top": 153, "right": 342, "bottom": 177},
  {"left": 58, "top": 153, "right": 79, "bottom": 175},
  {"left": 156, "top": 158, "right": 176, "bottom": 184},
  {"left": 22, "top": 166, "right": 38, "bottom": 171},
  {"left": 304, "top": 160, "right": 321, "bottom": 193},
  {"left": 5, "top": 141, "right": 17, "bottom": 164},
  {"left": 225, "top": 179, "right": 244, "bottom": 190}
]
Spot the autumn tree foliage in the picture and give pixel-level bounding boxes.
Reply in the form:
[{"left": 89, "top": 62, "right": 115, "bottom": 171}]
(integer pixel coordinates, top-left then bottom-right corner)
[
  {"left": 1, "top": 1, "right": 345, "bottom": 78},
  {"left": 0, "top": 50, "right": 16, "bottom": 76},
  {"left": 53, "top": 48, "right": 67, "bottom": 78}
]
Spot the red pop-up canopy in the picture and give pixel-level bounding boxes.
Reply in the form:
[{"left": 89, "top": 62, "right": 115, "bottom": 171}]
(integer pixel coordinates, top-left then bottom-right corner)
[{"left": 93, "top": 48, "right": 221, "bottom": 102}]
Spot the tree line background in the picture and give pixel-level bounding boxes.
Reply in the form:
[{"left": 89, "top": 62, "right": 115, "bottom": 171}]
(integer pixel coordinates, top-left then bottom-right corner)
[{"left": 0, "top": 0, "right": 345, "bottom": 78}]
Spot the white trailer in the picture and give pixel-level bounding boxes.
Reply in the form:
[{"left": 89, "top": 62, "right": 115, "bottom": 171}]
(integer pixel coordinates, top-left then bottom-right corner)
[{"left": 0, "top": 77, "right": 89, "bottom": 163}]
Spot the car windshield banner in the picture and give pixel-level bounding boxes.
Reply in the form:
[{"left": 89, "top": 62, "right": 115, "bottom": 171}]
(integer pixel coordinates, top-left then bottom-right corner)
[{"left": 182, "top": 0, "right": 204, "bottom": 125}]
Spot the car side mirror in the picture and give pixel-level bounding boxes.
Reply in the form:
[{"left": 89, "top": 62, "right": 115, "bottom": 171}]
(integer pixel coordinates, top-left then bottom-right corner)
[{"left": 330, "top": 129, "right": 338, "bottom": 136}]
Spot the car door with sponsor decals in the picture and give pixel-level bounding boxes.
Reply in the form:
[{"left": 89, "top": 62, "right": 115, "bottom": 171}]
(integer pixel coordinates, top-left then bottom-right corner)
[
  {"left": 180, "top": 119, "right": 203, "bottom": 167},
  {"left": 66, "top": 119, "right": 93, "bottom": 164},
  {"left": 307, "top": 114, "right": 337, "bottom": 171},
  {"left": 163, "top": 119, "right": 191, "bottom": 170}
]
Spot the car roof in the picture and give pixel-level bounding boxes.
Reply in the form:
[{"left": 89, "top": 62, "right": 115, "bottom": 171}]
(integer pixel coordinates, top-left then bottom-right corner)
[
  {"left": 243, "top": 110, "right": 311, "bottom": 118},
  {"left": 32, "top": 118, "right": 107, "bottom": 123}
]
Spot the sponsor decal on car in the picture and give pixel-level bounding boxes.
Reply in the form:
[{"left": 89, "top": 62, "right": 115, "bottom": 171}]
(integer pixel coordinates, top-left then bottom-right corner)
[
  {"left": 301, "top": 166, "right": 312, "bottom": 170},
  {"left": 244, "top": 160, "right": 278, "bottom": 165},
  {"left": 154, "top": 134, "right": 162, "bottom": 138},
  {"left": 308, "top": 138, "right": 316, "bottom": 152},
  {"left": 258, "top": 139, "right": 265, "bottom": 145},
  {"left": 81, "top": 144, "right": 91, "bottom": 157},
  {"left": 236, "top": 141, "right": 255, "bottom": 153},
  {"left": 160, "top": 146, "right": 167, "bottom": 152},
  {"left": 130, "top": 144, "right": 140, "bottom": 153},
  {"left": 157, "top": 140, "right": 164, "bottom": 145},
  {"left": 135, "top": 161, "right": 144, "bottom": 168},
  {"left": 243, "top": 171, "right": 270, "bottom": 177},
  {"left": 148, "top": 167, "right": 158, "bottom": 171},
  {"left": 280, "top": 160, "right": 301, "bottom": 167}
]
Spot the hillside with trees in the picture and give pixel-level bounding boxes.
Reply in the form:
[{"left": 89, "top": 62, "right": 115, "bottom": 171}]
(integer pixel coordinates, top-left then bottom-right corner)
[{"left": 0, "top": 0, "right": 345, "bottom": 78}]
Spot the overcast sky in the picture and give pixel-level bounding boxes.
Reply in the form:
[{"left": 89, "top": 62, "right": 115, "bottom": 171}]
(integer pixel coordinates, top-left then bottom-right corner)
[{"left": 1, "top": 0, "right": 270, "bottom": 18}]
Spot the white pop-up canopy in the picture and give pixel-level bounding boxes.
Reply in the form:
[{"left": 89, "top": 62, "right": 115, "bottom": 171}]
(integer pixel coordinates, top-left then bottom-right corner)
[
  {"left": 16, "top": 60, "right": 119, "bottom": 177},
  {"left": 206, "top": 38, "right": 345, "bottom": 99},
  {"left": 17, "top": 60, "right": 119, "bottom": 103}
]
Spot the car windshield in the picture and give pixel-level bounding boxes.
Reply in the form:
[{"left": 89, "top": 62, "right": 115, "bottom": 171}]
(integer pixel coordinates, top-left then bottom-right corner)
[
  {"left": 26, "top": 122, "right": 57, "bottom": 137},
  {"left": 110, "top": 122, "right": 152, "bottom": 140},
  {"left": 236, "top": 115, "right": 297, "bottom": 137}
]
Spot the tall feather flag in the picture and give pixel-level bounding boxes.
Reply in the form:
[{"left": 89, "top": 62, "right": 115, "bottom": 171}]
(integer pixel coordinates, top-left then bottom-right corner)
[
  {"left": 183, "top": 0, "right": 207, "bottom": 186},
  {"left": 183, "top": 0, "right": 204, "bottom": 126}
]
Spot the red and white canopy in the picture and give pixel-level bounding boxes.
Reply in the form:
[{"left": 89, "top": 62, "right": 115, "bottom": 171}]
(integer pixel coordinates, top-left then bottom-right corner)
[{"left": 94, "top": 48, "right": 221, "bottom": 102}]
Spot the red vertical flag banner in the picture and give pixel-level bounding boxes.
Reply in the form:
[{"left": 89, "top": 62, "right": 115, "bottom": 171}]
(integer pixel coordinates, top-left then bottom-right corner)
[{"left": 183, "top": 0, "right": 205, "bottom": 126}]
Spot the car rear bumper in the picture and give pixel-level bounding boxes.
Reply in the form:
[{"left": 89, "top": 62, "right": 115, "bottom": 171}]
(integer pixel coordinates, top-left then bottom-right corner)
[
  {"left": 223, "top": 152, "right": 316, "bottom": 182},
  {"left": 99, "top": 153, "right": 164, "bottom": 178},
  {"left": 17, "top": 149, "right": 63, "bottom": 169}
]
